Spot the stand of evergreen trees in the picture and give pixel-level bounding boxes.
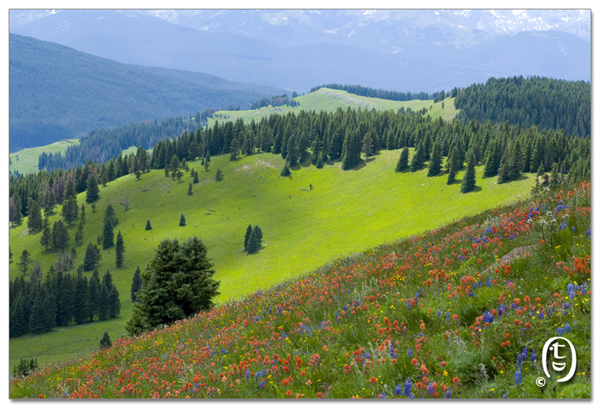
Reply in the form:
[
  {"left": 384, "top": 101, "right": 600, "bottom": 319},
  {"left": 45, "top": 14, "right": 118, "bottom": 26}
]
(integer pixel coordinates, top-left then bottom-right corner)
[
  {"left": 310, "top": 84, "right": 437, "bottom": 102},
  {"left": 9, "top": 268, "right": 120, "bottom": 338},
  {"left": 455, "top": 76, "right": 590, "bottom": 138},
  {"left": 10, "top": 102, "right": 591, "bottom": 229}
]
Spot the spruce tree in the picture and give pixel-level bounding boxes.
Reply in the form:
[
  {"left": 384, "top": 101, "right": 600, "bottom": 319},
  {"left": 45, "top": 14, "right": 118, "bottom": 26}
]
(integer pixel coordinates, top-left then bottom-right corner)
[
  {"left": 88, "top": 270, "right": 101, "bottom": 321},
  {"left": 461, "top": 151, "right": 477, "bottom": 194},
  {"left": 230, "top": 137, "right": 240, "bottom": 161},
  {"left": 28, "top": 288, "right": 46, "bottom": 334},
  {"left": 131, "top": 267, "right": 142, "bottom": 302},
  {"left": 75, "top": 221, "right": 84, "bottom": 246},
  {"left": 10, "top": 293, "right": 27, "bottom": 338},
  {"left": 73, "top": 275, "right": 90, "bottom": 325},
  {"left": 427, "top": 141, "right": 443, "bottom": 177},
  {"left": 27, "top": 199, "right": 43, "bottom": 233},
  {"left": 193, "top": 171, "right": 199, "bottom": 184},
  {"left": 103, "top": 217, "right": 114, "bottom": 249},
  {"left": 507, "top": 140, "right": 522, "bottom": 181},
  {"left": 84, "top": 243, "right": 100, "bottom": 271},
  {"left": 145, "top": 220, "right": 152, "bottom": 230},
  {"left": 362, "top": 132, "right": 374, "bottom": 158},
  {"left": 188, "top": 183, "right": 193, "bottom": 196},
  {"left": 40, "top": 217, "right": 52, "bottom": 250},
  {"left": 52, "top": 220, "right": 69, "bottom": 252},
  {"left": 409, "top": 141, "right": 425, "bottom": 172},
  {"left": 280, "top": 161, "right": 291, "bottom": 177},
  {"left": 86, "top": 174, "right": 100, "bottom": 203},
  {"left": 247, "top": 225, "right": 262, "bottom": 254},
  {"left": 126, "top": 237, "right": 220, "bottom": 335},
  {"left": 103, "top": 204, "right": 118, "bottom": 227},
  {"left": 447, "top": 146, "right": 460, "bottom": 184},
  {"left": 56, "top": 274, "right": 74, "bottom": 326},
  {"left": 100, "top": 332, "right": 112, "bottom": 349},
  {"left": 215, "top": 169, "right": 224, "bottom": 181},
  {"left": 179, "top": 214, "right": 186, "bottom": 226},
  {"left": 42, "top": 289, "right": 57, "bottom": 332},
  {"left": 395, "top": 146, "right": 409, "bottom": 172},
  {"left": 244, "top": 224, "right": 253, "bottom": 251},
  {"left": 537, "top": 162, "right": 545, "bottom": 176},
  {"left": 18, "top": 250, "right": 32, "bottom": 276},
  {"left": 115, "top": 231, "right": 125, "bottom": 267}
]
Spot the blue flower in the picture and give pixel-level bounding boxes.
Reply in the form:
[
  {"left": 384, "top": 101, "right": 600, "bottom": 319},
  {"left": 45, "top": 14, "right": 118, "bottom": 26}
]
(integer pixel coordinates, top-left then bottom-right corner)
[
  {"left": 565, "top": 323, "right": 571, "bottom": 333},
  {"left": 407, "top": 348, "right": 413, "bottom": 358},
  {"left": 403, "top": 377, "right": 412, "bottom": 396},
  {"left": 538, "top": 310, "right": 544, "bottom": 319},
  {"left": 395, "top": 383, "right": 402, "bottom": 396},
  {"left": 259, "top": 379, "right": 265, "bottom": 390},
  {"left": 557, "top": 327, "right": 564, "bottom": 335},
  {"left": 245, "top": 368, "right": 250, "bottom": 380},
  {"left": 378, "top": 391, "right": 386, "bottom": 399},
  {"left": 514, "top": 370, "right": 522, "bottom": 385},
  {"left": 445, "top": 389, "right": 452, "bottom": 399},
  {"left": 530, "top": 351, "right": 536, "bottom": 362}
]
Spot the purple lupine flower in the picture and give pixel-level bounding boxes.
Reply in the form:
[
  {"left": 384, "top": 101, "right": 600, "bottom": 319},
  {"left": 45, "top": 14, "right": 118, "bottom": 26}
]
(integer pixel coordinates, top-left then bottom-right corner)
[
  {"left": 403, "top": 377, "right": 412, "bottom": 396},
  {"left": 514, "top": 370, "right": 522, "bottom": 385},
  {"left": 557, "top": 327, "right": 564, "bottom": 335},
  {"left": 395, "top": 384, "right": 402, "bottom": 396},
  {"left": 565, "top": 323, "right": 571, "bottom": 333},
  {"left": 445, "top": 388, "right": 452, "bottom": 399}
]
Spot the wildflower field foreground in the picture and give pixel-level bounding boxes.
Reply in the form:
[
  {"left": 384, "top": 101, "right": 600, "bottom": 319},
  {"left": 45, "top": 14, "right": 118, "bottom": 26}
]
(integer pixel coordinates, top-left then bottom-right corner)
[{"left": 10, "top": 181, "right": 591, "bottom": 399}]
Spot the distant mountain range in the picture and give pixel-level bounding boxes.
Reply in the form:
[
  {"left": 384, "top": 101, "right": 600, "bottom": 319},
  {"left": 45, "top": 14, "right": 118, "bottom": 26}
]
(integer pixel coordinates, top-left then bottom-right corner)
[
  {"left": 10, "top": 9, "right": 590, "bottom": 93},
  {"left": 9, "top": 34, "right": 283, "bottom": 152}
]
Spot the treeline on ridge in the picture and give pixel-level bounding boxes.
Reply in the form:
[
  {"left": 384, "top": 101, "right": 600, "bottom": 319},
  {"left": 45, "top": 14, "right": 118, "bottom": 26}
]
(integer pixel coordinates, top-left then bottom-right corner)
[
  {"left": 455, "top": 76, "right": 591, "bottom": 138},
  {"left": 37, "top": 109, "right": 215, "bottom": 171},
  {"left": 10, "top": 107, "right": 590, "bottom": 225},
  {"left": 310, "top": 83, "right": 441, "bottom": 101}
]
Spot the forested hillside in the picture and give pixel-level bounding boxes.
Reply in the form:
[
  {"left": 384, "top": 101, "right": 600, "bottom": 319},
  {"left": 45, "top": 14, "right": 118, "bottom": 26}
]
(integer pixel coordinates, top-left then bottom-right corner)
[
  {"left": 454, "top": 76, "right": 590, "bottom": 137},
  {"left": 9, "top": 34, "right": 283, "bottom": 152}
]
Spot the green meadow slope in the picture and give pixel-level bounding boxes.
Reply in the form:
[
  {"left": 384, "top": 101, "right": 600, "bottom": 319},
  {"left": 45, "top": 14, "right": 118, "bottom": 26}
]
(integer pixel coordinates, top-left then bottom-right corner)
[
  {"left": 9, "top": 149, "right": 532, "bottom": 369},
  {"left": 9, "top": 139, "right": 79, "bottom": 175},
  {"left": 209, "top": 88, "right": 457, "bottom": 125}
]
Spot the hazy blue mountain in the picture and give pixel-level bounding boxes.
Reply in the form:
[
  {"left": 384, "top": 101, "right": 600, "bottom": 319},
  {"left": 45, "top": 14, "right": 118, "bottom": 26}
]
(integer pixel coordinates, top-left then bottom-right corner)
[
  {"left": 10, "top": 9, "right": 590, "bottom": 93},
  {"left": 9, "top": 34, "right": 284, "bottom": 151}
]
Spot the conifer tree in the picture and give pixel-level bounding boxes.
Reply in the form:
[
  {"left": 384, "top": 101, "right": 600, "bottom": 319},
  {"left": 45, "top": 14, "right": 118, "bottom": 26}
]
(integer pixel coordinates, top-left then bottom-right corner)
[
  {"left": 193, "top": 171, "right": 199, "bottom": 184},
  {"left": 447, "top": 146, "right": 460, "bottom": 184},
  {"left": 18, "top": 250, "right": 32, "bottom": 276},
  {"left": 27, "top": 199, "right": 43, "bottom": 233},
  {"left": 145, "top": 220, "right": 152, "bottom": 231},
  {"left": 507, "top": 140, "right": 522, "bottom": 181},
  {"left": 56, "top": 274, "right": 74, "bottom": 326},
  {"left": 104, "top": 204, "right": 118, "bottom": 227},
  {"left": 461, "top": 151, "right": 477, "bottom": 193},
  {"left": 126, "top": 237, "right": 220, "bottom": 335},
  {"left": 73, "top": 275, "right": 90, "bottom": 325},
  {"left": 62, "top": 181, "right": 79, "bottom": 226},
  {"left": 10, "top": 292, "right": 27, "bottom": 338},
  {"left": 100, "top": 332, "right": 112, "bottom": 349},
  {"left": 362, "top": 132, "right": 374, "bottom": 158},
  {"left": 188, "top": 183, "right": 193, "bottom": 196},
  {"left": 42, "top": 288, "right": 57, "bottom": 332},
  {"left": 427, "top": 141, "right": 443, "bottom": 177},
  {"left": 247, "top": 225, "right": 263, "bottom": 254},
  {"left": 244, "top": 224, "right": 253, "bottom": 251},
  {"left": 40, "top": 217, "right": 52, "bottom": 250},
  {"left": 115, "top": 231, "right": 125, "bottom": 267},
  {"left": 280, "top": 161, "right": 291, "bottom": 177},
  {"left": 75, "top": 221, "right": 84, "bottom": 246},
  {"left": 84, "top": 243, "right": 100, "bottom": 271},
  {"left": 86, "top": 174, "right": 100, "bottom": 203},
  {"left": 103, "top": 217, "right": 114, "bottom": 249},
  {"left": 395, "top": 146, "right": 409, "bottom": 172},
  {"left": 88, "top": 270, "right": 101, "bottom": 321},
  {"left": 131, "top": 266, "right": 142, "bottom": 302},
  {"left": 230, "top": 137, "right": 240, "bottom": 161},
  {"left": 28, "top": 288, "right": 46, "bottom": 334},
  {"left": 52, "top": 220, "right": 69, "bottom": 252},
  {"left": 215, "top": 169, "right": 224, "bottom": 181},
  {"left": 80, "top": 204, "right": 86, "bottom": 224},
  {"left": 179, "top": 214, "right": 186, "bottom": 226},
  {"left": 409, "top": 141, "right": 426, "bottom": 172}
]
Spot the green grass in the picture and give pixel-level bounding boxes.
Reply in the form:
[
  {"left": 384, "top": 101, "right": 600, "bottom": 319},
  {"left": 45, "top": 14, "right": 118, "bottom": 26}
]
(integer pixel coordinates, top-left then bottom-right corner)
[
  {"left": 9, "top": 139, "right": 79, "bottom": 175},
  {"left": 208, "top": 88, "right": 457, "bottom": 126},
  {"left": 9, "top": 149, "right": 533, "bottom": 369}
]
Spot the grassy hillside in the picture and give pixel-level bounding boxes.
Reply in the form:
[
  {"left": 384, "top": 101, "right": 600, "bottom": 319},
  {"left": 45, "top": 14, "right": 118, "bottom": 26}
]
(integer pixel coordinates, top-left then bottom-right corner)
[
  {"left": 9, "top": 139, "right": 79, "bottom": 175},
  {"left": 9, "top": 180, "right": 591, "bottom": 398},
  {"left": 9, "top": 149, "right": 532, "bottom": 369},
  {"left": 209, "top": 88, "right": 457, "bottom": 126}
]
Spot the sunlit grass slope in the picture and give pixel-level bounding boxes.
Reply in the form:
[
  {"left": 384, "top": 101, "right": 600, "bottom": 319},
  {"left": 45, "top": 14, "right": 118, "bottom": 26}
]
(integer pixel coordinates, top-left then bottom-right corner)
[
  {"left": 9, "top": 149, "right": 532, "bottom": 368},
  {"left": 9, "top": 139, "right": 79, "bottom": 175},
  {"left": 208, "top": 88, "right": 456, "bottom": 126}
]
